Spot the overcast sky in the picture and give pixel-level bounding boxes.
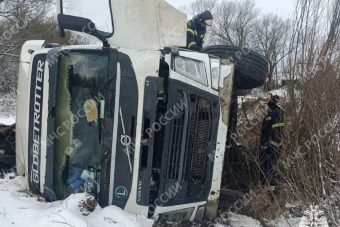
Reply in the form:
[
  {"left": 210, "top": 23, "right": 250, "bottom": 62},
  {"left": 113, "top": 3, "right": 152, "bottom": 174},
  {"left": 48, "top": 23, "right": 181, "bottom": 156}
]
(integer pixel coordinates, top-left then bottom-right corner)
[{"left": 167, "top": 0, "right": 295, "bottom": 18}]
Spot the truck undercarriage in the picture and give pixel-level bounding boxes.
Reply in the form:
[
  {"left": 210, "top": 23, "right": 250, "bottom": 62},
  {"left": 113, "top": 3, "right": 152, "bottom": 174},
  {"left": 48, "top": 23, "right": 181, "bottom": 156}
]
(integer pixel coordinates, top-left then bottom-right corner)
[{"left": 0, "top": 124, "right": 15, "bottom": 173}]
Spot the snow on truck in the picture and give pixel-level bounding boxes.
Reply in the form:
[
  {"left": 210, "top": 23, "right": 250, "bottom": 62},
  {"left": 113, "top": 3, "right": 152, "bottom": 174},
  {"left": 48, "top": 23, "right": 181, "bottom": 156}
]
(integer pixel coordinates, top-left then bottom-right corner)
[{"left": 12, "top": 0, "right": 269, "bottom": 222}]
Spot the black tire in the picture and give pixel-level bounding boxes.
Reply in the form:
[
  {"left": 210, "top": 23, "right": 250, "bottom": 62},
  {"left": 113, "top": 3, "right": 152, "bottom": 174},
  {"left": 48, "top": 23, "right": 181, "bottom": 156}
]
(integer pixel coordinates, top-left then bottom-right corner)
[{"left": 203, "top": 45, "right": 269, "bottom": 89}]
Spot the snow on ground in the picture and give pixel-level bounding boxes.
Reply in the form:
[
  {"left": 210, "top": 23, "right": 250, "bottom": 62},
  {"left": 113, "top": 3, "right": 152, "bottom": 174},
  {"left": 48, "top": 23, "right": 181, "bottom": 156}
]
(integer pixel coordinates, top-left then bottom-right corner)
[
  {"left": 269, "top": 88, "right": 288, "bottom": 98},
  {"left": 0, "top": 93, "right": 16, "bottom": 125},
  {"left": 273, "top": 216, "right": 301, "bottom": 227},
  {"left": 227, "top": 213, "right": 262, "bottom": 227},
  {"left": 0, "top": 174, "right": 305, "bottom": 227},
  {"left": 237, "top": 87, "right": 288, "bottom": 110},
  {"left": 226, "top": 214, "right": 302, "bottom": 227},
  {"left": 0, "top": 116, "right": 15, "bottom": 125},
  {"left": 211, "top": 212, "right": 301, "bottom": 227},
  {"left": 0, "top": 174, "right": 153, "bottom": 227}
]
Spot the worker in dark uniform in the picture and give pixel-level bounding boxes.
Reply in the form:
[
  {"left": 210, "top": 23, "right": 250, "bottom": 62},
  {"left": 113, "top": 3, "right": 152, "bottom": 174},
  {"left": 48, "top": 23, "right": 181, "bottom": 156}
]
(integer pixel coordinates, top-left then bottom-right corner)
[
  {"left": 259, "top": 95, "right": 285, "bottom": 190},
  {"left": 186, "top": 10, "right": 213, "bottom": 51}
]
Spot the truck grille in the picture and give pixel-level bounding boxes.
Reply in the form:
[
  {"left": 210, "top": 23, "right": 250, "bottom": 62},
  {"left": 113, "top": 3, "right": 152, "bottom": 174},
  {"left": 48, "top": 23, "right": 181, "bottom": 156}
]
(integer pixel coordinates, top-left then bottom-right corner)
[
  {"left": 167, "top": 115, "right": 185, "bottom": 181},
  {"left": 160, "top": 92, "right": 213, "bottom": 200},
  {"left": 190, "top": 98, "right": 211, "bottom": 185},
  {"left": 165, "top": 93, "right": 189, "bottom": 188}
]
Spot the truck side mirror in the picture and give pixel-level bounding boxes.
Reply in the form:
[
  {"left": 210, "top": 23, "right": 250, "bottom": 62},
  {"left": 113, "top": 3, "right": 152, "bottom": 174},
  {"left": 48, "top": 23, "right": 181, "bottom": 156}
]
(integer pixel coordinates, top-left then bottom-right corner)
[{"left": 57, "top": 14, "right": 110, "bottom": 47}]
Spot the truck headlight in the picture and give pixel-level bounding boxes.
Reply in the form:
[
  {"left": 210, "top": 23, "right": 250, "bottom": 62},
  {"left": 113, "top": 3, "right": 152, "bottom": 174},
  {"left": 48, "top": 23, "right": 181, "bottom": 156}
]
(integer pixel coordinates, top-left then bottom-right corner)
[{"left": 210, "top": 58, "right": 220, "bottom": 90}]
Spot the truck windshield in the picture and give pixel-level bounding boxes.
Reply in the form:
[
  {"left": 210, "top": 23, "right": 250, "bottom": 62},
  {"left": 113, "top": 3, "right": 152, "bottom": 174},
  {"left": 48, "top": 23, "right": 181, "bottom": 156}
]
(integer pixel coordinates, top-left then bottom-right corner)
[{"left": 53, "top": 52, "right": 109, "bottom": 199}]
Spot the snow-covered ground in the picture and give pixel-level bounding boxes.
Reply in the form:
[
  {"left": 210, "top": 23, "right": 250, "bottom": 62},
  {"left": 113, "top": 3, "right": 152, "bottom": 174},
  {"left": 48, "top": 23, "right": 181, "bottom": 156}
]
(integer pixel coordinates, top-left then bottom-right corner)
[
  {"left": 0, "top": 174, "right": 153, "bottom": 227},
  {"left": 0, "top": 116, "right": 15, "bottom": 125},
  {"left": 210, "top": 212, "right": 301, "bottom": 227},
  {"left": 224, "top": 213, "right": 262, "bottom": 226},
  {"left": 0, "top": 174, "right": 305, "bottom": 227}
]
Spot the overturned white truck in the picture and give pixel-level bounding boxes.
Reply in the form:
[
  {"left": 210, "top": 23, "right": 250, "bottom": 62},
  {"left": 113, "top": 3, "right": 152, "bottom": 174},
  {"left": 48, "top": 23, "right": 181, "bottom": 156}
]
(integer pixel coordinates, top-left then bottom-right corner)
[{"left": 15, "top": 0, "right": 268, "bottom": 222}]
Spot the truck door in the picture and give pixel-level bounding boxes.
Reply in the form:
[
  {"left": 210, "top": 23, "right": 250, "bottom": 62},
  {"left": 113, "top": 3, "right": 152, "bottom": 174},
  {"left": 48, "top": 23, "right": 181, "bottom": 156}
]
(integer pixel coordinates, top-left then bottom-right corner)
[{"left": 100, "top": 52, "right": 139, "bottom": 209}]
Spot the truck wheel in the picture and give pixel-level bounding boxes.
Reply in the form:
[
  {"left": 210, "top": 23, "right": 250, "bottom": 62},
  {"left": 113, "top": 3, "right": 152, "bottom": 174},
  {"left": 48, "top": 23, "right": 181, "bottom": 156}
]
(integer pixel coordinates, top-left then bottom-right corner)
[{"left": 203, "top": 45, "right": 269, "bottom": 89}]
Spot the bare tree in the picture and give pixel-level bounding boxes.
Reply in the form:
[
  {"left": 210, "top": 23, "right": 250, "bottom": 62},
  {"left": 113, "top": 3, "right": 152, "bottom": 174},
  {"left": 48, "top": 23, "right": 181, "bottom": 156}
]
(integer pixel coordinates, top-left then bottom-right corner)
[
  {"left": 251, "top": 14, "right": 291, "bottom": 88},
  {"left": 212, "top": 0, "right": 259, "bottom": 47},
  {"left": 275, "top": 0, "right": 340, "bottom": 225},
  {"left": 0, "top": 0, "right": 65, "bottom": 94},
  {"left": 319, "top": 0, "right": 340, "bottom": 60},
  {"left": 284, "top": 0, "right": 327, "bottom": 83},
  {"left": 184, "top": 0, "right": 217, "bottom": 18}
]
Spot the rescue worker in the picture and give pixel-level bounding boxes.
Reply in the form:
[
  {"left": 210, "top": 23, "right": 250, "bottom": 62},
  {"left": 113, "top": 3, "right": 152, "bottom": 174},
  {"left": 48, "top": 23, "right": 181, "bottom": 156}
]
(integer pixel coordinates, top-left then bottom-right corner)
[
  {"left": 186, "top": 10, "right": 213, "bottom": 51},
  {"left": 259, "top": 95, "right": 285, "bottom": 190}
]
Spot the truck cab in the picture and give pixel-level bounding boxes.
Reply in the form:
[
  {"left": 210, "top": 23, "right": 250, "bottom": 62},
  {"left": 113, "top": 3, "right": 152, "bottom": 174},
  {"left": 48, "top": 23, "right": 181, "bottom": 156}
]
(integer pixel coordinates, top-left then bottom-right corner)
[{"left": 16, "top": 0, "right": 235, "bottom": 222}]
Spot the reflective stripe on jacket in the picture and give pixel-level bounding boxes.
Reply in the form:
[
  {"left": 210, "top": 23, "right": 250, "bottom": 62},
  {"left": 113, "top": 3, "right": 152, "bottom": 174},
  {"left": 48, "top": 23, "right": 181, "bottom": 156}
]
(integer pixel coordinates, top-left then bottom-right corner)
[
  {"left": 186, "top": 19, "right": 206, "bottom": 51},
  {"left": 261, "top": 105, "right": 285, "bottom": 150}
]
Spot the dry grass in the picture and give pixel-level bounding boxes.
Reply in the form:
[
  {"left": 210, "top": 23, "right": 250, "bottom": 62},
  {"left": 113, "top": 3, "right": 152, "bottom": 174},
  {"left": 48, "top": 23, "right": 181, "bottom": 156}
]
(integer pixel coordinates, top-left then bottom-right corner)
[
  {"left": 275, "top": 63, "right": 340, "bottom": 224},
  {"left": 223, "top": 63, "right": 340, "bottom": 224},
  {"left": 244, "top": 187, "right": 285, "bottom": 221}
]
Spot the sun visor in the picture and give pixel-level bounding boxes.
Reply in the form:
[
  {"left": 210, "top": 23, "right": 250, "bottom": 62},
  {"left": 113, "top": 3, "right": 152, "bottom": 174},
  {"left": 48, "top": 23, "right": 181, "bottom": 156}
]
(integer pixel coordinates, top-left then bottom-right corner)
[{"left": 108, "top": 0, "right": 187, "bottom": 50}]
